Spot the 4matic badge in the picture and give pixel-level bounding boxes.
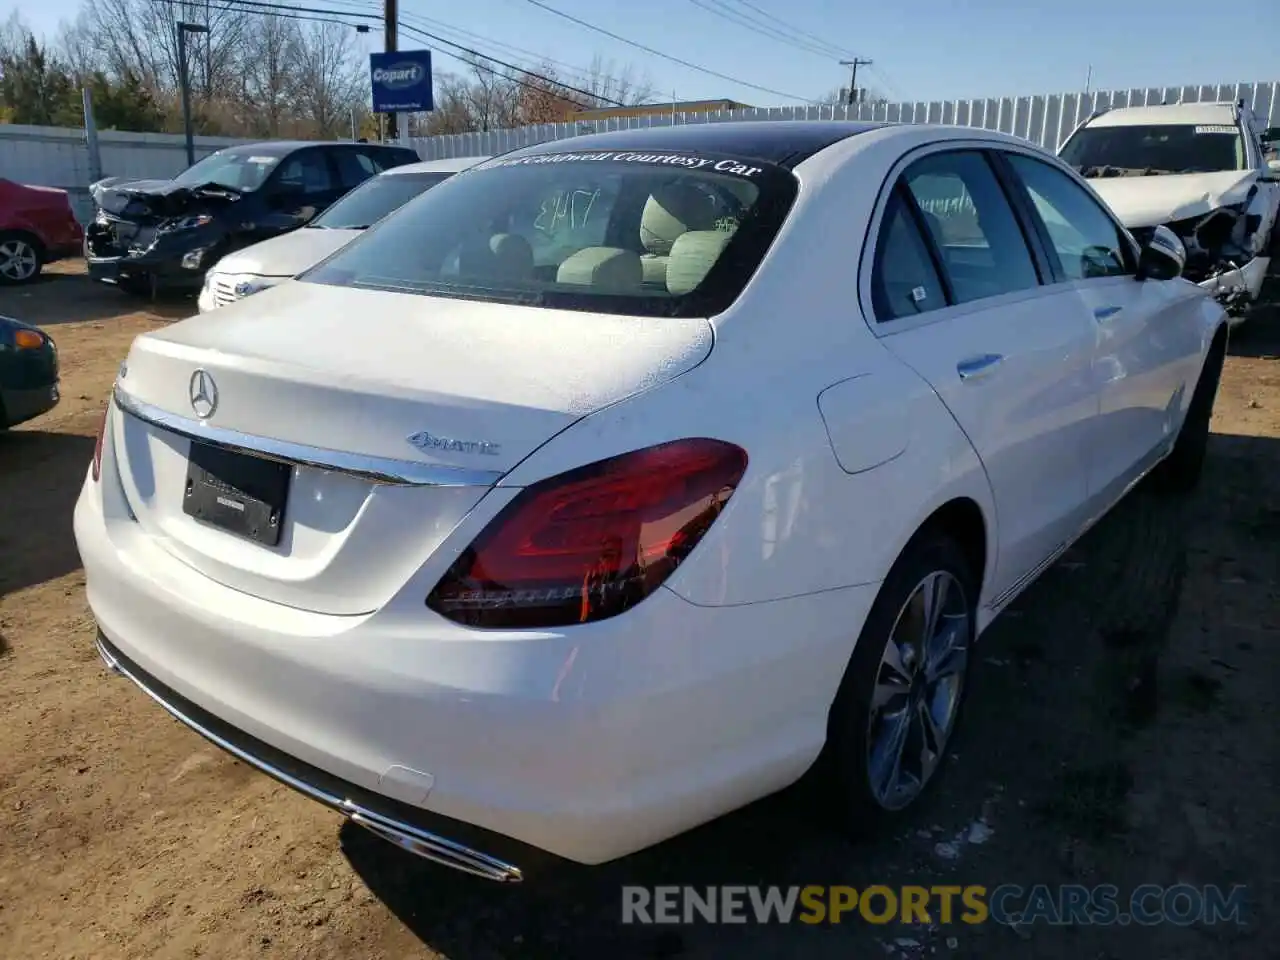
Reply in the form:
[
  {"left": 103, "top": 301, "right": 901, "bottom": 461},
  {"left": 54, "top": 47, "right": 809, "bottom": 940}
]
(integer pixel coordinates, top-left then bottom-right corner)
[{"left": 406, "top": 431, "right": 502, "bottom": 457}]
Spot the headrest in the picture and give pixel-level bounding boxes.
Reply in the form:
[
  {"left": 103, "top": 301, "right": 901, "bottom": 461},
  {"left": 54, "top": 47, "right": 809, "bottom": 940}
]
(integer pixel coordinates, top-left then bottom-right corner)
[
  {"left": 639, "top": 182, "right": 718, "bottom": 256},
  {"left": 556, "top": 247, "right": 642, "bottom": 291},
  {"left": 458, "top": 232, "right": 534, "bottom": 280},
  {"left": 666, "top": 229, "right": 734, "bottom": 296}
]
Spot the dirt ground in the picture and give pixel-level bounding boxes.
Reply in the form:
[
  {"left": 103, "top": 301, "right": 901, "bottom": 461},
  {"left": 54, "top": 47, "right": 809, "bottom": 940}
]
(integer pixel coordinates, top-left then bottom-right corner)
[{"left": 1, "top": 261, "right": 1278, "bottom": 960}]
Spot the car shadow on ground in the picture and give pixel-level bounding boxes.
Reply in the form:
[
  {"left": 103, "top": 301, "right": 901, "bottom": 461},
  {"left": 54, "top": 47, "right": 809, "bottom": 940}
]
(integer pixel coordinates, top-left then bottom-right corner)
[
  {"left": 0, "top": 429, "right": 95, "bottom": 597},
  {"left": 1227, "top": 297, "right": 1280, "bottom": 360},
  {"left": 338, "top": 445, "right": 1279, "bottom": 959},
  {"left": 0, "top": 270, "right": 194, "bottom": 327}
]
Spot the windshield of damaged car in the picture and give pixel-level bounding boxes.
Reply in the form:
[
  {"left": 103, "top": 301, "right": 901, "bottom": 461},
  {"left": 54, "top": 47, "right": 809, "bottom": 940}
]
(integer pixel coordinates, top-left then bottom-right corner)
[
  {"left": 309, "top": 172, "right": 453, "bottom": 230},
  {"left": 1061, "top": 124, "right": 1245, "bottom": 176},
  {"left": 302, "top": 151, "right": 794, "bottom": 318},
  {"left": 172, "top": 149, "right": 281, "bottom": 192}
]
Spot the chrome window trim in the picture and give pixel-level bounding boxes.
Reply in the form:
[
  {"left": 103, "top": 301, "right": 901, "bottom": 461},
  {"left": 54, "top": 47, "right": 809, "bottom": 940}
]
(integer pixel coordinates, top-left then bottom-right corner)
[{"left": 112, "top": 383, "right": 504, "bottom": 488}]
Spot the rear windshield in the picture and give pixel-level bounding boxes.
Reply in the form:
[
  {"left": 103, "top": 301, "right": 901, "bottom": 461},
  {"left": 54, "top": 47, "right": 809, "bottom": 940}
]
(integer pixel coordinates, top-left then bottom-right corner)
[
  {"left": 301, "top": 150, "right": 797, "bottom": 317},
  {"left": 309, "top": 171, "right": 454, "bottom": 230},
  {"left": 174, "top": 149, "right": 282, "bottom": 191},
  {"left": 1060, "top": 123, "right": 1245, "bottom": 176}
]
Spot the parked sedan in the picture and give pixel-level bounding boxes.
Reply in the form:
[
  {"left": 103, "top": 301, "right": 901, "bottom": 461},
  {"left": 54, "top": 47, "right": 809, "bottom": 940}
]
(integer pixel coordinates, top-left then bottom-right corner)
[
  {"left": 84, "top": 140, "right": 419, "bottom": 296},
  {"left": 0, "top": 316, "right": 59, "bottom": 429},
  {"left": 76, "top": 121, "right": 1226, "bottom": 881},
  {"left": 197, "top": 156, "right": 488, "bottom": 312},
  {"left": 0, "top": 179, "right": 84, "bottom": 285}
]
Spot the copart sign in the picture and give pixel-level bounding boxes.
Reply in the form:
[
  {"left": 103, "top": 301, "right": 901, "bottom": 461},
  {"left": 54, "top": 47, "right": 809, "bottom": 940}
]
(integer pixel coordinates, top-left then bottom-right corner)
[{"left": 370, "top": 50, "right": 433, "bottom": 113}]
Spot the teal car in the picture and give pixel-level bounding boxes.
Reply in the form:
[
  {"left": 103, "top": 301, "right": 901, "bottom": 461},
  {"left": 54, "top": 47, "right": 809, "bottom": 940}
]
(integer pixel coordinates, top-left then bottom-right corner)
[{"left": 0, "top": 315, "right": 59, "bottom": 429}]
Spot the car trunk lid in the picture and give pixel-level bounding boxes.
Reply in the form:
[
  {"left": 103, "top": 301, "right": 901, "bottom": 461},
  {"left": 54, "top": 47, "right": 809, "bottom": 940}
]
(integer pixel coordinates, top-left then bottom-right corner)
[{"left": 110, "top": 281, "right": 713, "bottom": 615}]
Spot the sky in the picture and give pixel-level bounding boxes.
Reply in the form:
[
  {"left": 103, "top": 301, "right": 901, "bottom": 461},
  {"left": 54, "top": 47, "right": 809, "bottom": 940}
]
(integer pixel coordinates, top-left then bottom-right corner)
[{"left": 13, "top": 0, "right": 1280, "bottom": 108}]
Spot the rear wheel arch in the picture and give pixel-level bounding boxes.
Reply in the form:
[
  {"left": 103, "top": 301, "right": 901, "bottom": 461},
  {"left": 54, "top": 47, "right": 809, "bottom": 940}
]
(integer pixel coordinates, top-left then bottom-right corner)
[
  {"left": 0, "top": 227, "right": 46, "bottom": 257},
  {"left": 915, "top": 497, "right": 989, "bottom": 600}
]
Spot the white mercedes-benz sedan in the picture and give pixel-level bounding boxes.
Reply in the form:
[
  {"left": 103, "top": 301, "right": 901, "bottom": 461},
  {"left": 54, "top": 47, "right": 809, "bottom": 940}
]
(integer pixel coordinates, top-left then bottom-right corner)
[{"left": 74, "top": 121, "right": 1228, "bottom": 882}]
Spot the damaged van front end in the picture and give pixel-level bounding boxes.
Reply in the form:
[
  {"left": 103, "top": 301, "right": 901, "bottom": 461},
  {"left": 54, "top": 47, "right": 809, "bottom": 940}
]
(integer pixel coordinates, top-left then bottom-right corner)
[
  {"left": 1090, "top": 169, "right": 1277, "bottom": 322},
  {"left": 1058, "top": 102, "right": 1280, "bottom": 325}
]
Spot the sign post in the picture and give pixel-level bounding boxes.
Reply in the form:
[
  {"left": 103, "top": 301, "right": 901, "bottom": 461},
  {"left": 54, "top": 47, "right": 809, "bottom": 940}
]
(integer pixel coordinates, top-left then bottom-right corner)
[{"left": 370, "top": 50, "right": 434, "bottom": 128}]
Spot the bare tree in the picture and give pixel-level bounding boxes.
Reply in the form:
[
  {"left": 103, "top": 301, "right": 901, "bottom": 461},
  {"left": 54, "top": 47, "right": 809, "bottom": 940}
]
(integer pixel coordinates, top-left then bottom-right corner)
[
  {"left": 238, "top": 14, "right": 300, "bottom": 137},
  {"left": 289, "top": 21, "right": 363, "bottom": 138},
  {"left": 580, "top": 55, "right": 655, "bottom": 108},
  {"left": 52, "top": 11, "right": 98, "bottom": 80}
]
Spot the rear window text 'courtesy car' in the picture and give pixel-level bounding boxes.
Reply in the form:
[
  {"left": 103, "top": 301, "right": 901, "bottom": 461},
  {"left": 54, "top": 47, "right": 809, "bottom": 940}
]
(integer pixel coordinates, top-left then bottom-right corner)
[{"left": 301, "top": 151, "right": 799, "bottom": 318}]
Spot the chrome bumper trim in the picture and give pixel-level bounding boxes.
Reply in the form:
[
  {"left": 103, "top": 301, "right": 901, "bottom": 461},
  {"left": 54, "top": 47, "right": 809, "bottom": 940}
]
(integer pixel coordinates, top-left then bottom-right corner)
[
  {"left": 96, "top": 634, "right": 523, "bottom": 883},
  {"left": 112, "top": 383, "right": 504, "bottom": 488}
]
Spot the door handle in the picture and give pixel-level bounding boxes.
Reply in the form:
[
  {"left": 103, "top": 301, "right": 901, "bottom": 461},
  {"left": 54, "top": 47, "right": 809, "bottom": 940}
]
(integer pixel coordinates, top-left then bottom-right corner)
[
  {"left": 1093, "top": 305, "right": 1123, "bottom": 321},
  {"left": 957, "top": 353, "right": 1004, "bottom": 380}
]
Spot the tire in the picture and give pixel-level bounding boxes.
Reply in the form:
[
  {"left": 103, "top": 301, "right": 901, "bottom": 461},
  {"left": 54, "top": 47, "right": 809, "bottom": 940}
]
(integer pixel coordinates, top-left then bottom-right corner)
[
  {"left": 823, "top": 532, "right": 977, "bottom": 836},
  {"left": 1149, "top": 336, "right": 1225, "bottom": 495},
  {"left": 0, "top": 231, "right": 43, "bottom": 285}
]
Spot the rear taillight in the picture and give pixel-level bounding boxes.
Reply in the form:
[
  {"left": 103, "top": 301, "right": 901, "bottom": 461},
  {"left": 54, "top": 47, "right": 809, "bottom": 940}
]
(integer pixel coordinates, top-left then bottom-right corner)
[
  {"left": 91, "top": 404, "right": 109, "bottom": 482},
  {"left": 427, "top": 438, "right": 748, "bottom": 628}
]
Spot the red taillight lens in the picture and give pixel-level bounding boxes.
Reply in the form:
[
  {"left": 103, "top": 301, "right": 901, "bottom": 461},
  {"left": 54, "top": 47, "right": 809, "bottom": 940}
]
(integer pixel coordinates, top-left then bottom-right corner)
[
  {"left": 91, "top": 404, "right": 109, "bottom": 482},
  {"left": 427, "top": 438, "right": 748, "bottom": 628}
]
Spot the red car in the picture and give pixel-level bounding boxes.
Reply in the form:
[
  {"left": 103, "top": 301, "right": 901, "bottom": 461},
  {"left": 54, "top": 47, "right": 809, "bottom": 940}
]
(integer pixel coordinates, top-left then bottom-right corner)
[{"left": 0, "top": 178, "right": 85, "bottom": 285}]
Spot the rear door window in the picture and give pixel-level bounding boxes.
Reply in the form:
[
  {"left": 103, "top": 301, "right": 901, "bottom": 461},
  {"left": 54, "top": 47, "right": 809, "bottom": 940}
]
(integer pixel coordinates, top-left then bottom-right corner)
[
  {"left": 901, "top": 150, "right": 1041, "bottom": 305},
  {"left": 871, "top": 187, "right": 948, "bottom": 321}
]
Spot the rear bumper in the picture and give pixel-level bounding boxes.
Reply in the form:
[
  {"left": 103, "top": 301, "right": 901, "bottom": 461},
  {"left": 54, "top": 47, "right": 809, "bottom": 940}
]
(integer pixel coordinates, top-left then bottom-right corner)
[
  {"left": 73, "top": 439, "right": 872, "bottom": 869},
  {"left": 1, "top": 380, "right": 59, "bottom": 427},
  {"left": 95, "top": 631, "right": 527, "bottom": 881}
]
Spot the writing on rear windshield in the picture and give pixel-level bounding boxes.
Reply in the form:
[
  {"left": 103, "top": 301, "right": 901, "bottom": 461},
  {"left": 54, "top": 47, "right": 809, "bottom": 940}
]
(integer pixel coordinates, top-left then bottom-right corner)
[{"left": 489, "top": 151, "right": 764, "bottom": 178}]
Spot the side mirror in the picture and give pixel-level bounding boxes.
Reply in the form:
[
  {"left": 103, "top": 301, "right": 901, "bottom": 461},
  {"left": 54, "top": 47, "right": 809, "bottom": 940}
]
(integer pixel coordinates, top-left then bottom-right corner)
[{"left": 1136, "top": 225, "right": 1185, "bottom": 281}]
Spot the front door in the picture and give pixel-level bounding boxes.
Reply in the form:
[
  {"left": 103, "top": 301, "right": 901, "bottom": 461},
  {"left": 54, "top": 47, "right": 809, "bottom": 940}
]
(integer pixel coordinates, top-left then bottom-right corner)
[{"left": 999, "top": 151, "right": 1205, "bottom": 502}]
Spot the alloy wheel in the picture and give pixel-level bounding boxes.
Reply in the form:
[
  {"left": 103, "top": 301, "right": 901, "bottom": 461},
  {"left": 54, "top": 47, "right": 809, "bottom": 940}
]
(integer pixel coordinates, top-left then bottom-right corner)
[
  {"left": 0, "top": 239, "right": 38, "bottom": 282},
  {"left": 865, "top": 570, "right": 971, "bottom": 811}
]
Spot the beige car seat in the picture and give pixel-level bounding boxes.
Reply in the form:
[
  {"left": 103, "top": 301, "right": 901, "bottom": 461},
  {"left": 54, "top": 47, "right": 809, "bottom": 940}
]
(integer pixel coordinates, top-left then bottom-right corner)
[{"left": 638, "top": 182, "right": 720, "bottom": 286}]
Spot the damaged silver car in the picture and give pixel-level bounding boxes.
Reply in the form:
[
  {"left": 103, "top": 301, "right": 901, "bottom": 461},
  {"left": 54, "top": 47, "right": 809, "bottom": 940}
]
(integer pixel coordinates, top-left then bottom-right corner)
[{"left": 1059, "top": 100, "right": 1280, "bottom": 324}]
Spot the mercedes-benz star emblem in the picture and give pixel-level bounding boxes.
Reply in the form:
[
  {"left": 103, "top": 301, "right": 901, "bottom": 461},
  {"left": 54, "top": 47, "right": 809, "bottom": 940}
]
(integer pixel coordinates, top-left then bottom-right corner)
[
  {"left": 234, "top": 281, "right": 252, "bottom": 297},
  {"left": 189, "top": 368, "right": 218, "bottom": 419}
]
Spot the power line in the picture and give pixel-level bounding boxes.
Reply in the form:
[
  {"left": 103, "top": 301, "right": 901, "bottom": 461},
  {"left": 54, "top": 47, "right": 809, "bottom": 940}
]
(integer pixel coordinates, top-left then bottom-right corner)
[
  {"left": 211, "top": 0, "right": 624, "bottom": 106},
  {"left": 157, "top": 0, "right": 367, "bottom": 30},
  {"left": 324, "top": 0, "right": 606, "bottom": 84},
  {"left": 685, "top": 0, "right": 847, "bottom": 61},
  {"left": 396, "top": 21, "right": 626, "bottom": 106},
  {"left": 722, "top": 0, "right": 856, "bottom": 60},
  {"left": 519, "top": 0, "right": 813, "bottom": 103}
]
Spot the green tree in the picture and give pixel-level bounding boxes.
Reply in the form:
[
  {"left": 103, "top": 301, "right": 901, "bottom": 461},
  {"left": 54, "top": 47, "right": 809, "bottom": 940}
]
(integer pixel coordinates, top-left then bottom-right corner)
[
  {"left": 0, "top": 33, "right": 75, "bottom": 125},
  {"left": 85, "top": 69, "right": 164, "bottom": 132}
]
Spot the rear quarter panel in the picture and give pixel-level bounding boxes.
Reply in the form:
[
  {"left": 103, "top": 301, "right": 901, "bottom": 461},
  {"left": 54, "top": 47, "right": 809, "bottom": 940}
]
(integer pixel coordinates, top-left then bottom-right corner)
[{"left": 499, "top": 128, "right": 1000, "bottom": 607}]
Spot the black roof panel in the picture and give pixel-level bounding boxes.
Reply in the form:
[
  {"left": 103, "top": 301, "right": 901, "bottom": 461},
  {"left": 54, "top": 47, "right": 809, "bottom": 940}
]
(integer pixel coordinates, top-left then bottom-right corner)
[{"left": 513, "top": 120, "right": 888, "bottom": 168}]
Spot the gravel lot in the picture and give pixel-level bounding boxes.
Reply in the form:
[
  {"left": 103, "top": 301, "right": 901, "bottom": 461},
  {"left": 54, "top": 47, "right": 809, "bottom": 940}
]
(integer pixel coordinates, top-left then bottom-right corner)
[{"left": 2, "top": 262, "right": 1278, "bottom": 959}]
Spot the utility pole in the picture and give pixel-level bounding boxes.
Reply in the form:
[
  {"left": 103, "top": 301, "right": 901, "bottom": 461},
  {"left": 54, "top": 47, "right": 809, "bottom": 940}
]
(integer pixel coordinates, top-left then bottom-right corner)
[
  {"left": 383, "top": 0, "right": 409, "bottom": 141},
  {"left": 177, "top": 21, "right": 209, "bottom": 167},
  {"left": 840, "top": 58, "right": 873, "bottom": 107}
]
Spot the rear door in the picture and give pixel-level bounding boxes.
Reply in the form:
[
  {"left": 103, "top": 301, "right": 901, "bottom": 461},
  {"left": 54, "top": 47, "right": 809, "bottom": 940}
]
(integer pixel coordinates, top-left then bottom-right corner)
[
  {"left": 998, "top": 150, "right": 1205, "bottom": 501},
  {"left": 868, "top": 147, "right": 1099, "bottom": 603}
]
